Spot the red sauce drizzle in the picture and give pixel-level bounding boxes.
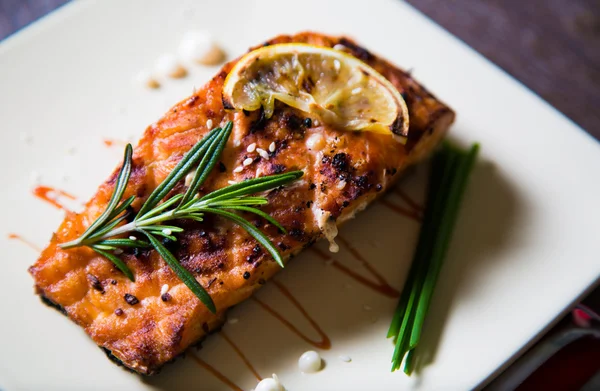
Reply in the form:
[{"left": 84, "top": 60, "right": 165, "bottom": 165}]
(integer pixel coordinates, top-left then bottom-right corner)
[
  {"left": 189, "top": 354, "right": 243, "bottom": 391},
  {"left": 220, "top": 331, "right": 262, "bottom": 381},
  {"left": 7, "top": 233, "right": 41, "bottom": 252},
  {"left": 103, "top": 139, "right": 126, "bottom": 148},
  {"left": 310, "top": 235, "right": 400, "bottom": 298},
  {"left": 32, "top": 186, "right": 76, "bottom": 212},
  {"left": 252, "top": 280, "right": 332, "bottom": 350}
]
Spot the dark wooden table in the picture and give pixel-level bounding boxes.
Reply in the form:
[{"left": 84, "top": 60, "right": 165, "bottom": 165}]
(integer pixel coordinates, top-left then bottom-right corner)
[{"left": 2, "top": 0, "right": 599, "bottom": 389}]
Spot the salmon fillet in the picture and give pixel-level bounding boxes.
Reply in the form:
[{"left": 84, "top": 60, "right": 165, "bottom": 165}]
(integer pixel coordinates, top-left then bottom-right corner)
[{"left": 29, "top": 32, "right": 454, "bottom": 375}]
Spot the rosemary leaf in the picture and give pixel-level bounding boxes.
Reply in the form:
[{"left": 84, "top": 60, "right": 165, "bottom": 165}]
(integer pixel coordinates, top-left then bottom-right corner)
[
  {"left": 202, "top": 207, "right": 285, "bottom": 267},
  {"left": 107, "top": 195, "right": 136, "bottom": 221},
  {"left": 217, "top": 205, "right": 287, "bottom": 233},
  {"left": 199, "top": 171, "right": 303, "bottom": 204},
  {"left": 92, "top": 246, "right": 135, "bottom": 281},
  {"left": 80, "top": 144, "right": 133, "bottom": 241},
  {"left": 145, "top": 233, "right": 216, "bottom": 313},
  {"left": 96, "top": 239, "right": 150, "bottom": 248},
  {"left": 180, "top": 121, "right": 233, "bottom": 206},
  {"left": 137, "top": 126, "right": 222, "bottom": 218}
]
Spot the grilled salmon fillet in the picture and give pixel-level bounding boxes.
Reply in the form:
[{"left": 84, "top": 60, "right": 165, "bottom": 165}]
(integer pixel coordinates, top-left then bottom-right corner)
[{"left": 29, "top": 32, "right": 454, "bottom": 375}]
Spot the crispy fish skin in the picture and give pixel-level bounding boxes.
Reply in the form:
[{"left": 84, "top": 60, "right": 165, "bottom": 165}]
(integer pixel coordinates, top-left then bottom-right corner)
[{"left": 29, "top": 32, "right": 454, "bottom": 375}]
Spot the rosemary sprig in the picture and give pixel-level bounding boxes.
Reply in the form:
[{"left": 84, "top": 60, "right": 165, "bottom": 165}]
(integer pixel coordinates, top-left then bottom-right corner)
[
  {"left": 387, "top": 142, "right": 478, "bottom": 374},
  {"left": 60, "top": 121, "right": 303, "bottom": 313}
]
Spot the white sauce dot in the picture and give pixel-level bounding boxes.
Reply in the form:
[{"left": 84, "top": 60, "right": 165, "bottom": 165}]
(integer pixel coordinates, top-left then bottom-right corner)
[
  {"left": 298, "top": 350, "right": 322, "bottom": 373},
  {"left": 155, "top": 54, "right": 187, "bottom": 79},
  {"left": 134, "top": 69, "right": 160, "bottom": 89},
  {"left": 178, "top": 31, "right": 225, "bottom": 65},
  {"left": 160, "top": 284, "right": 169, "bottom": 296},
  {"left": 255, "top": 374, "right": 284, "bottom": 391}
]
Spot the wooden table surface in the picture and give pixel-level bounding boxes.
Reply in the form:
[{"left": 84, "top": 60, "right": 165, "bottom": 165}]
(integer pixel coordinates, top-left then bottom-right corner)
[{"left": 2, "top": 0, "right": 599, "bottom": 388}]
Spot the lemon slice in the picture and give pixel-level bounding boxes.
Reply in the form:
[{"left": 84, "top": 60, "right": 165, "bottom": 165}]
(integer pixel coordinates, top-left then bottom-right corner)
[{"left": 222, "top": 43, "right": 409, "bottom": 141}]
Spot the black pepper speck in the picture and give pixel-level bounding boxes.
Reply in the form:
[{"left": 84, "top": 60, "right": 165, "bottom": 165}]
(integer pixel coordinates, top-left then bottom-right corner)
[{"left": 124, "top": 293, "right": 139, "bottom": 305}]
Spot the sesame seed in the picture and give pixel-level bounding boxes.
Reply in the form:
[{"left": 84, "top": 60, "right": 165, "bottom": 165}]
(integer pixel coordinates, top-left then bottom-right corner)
[
  {"left": 269, "top": 141, "right": 276, "bottom": 152},
  {"left": 233, "top": 166, "right": 243, "bottom": 173},
  {"left": 129, "top": 236, "right": 137, "bottom": 241},
  {"left": 228, "top": 318, "right": 239, "bottom": 324},
  {"left": 113, "top": 249, "right": 123, "bottom": 255},
  {"left": 257, "top": 148, "right": 269, "bottom": 159},
  {"left": 67, "top": 146, "right": 77, "bottom": 155},
  {"left": 333, "top": 59, "right": 341, "bottom": 71},
  {"left": 363, "top": 304, "right": 372, "bottom": 311},
  {"left": 336, "top": 180, "right": 347, "bottom": 190},
  {"left": 333, "top": 44, "right": 346, "bottom": 51},
  {"left": 160, "top": 284, "right": 169, "bottom": 295},
  {"left": 339, "top": 355, "right": 352, "bottom": 363},
  {"left": 313, "top": 120, "right": 320, "bottom": 126},
  {"left": 185, "top": 170, "right": 196, "bottom": 187},
  {"left": 324, "top": 259, "right": 334, "bottom": 266},
  {"left": 247, "top": 143, "right": 256, "bottom": 152},
  {"left": 227, "top": 180, "right": 237, "bottom": 185},
  {"left": 162, "top": 228, "right": 172, "bottom": 236},
  {"left": 352, "top": 87, "right": 362, "bottom": 95},
  {"left": 243, "top": 157, "right": 253, "bottom": 166},
  {"left": 206, "top": 119, "right": 213, "bottom": 128}
]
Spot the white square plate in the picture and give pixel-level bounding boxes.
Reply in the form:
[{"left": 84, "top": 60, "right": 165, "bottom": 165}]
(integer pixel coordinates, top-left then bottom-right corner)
[{"left": 1, "top": 1, "right": 599, "bottom": 390}]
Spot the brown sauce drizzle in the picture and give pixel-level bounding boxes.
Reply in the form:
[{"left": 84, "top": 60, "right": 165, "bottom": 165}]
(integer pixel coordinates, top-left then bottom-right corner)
[
  {"left": 220, "top": 331, "right": 262, "bottom": 381},
  {"left": 7, "top": 233, "right": 41, "bottom": 252},
  {"left": 310, "top": 236, "right": 400, "bottom": 299},
  {"left": 190, "top": 353, "right": 243, "bottom": 391},
  {"left": 32, "top": 186, "right": 76, "bottom": 212},
  {"left": 393, "top": 187, "right": 424, "bottom": 212},
  {"left": 379, "top": 199, "right": 421, "bottom": 222},
  {"left": 103, "top": 139, "right": 126, "bottom": 148},
  {"left": 252, "top": 280, "right": 331, "bottom": 349}
]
